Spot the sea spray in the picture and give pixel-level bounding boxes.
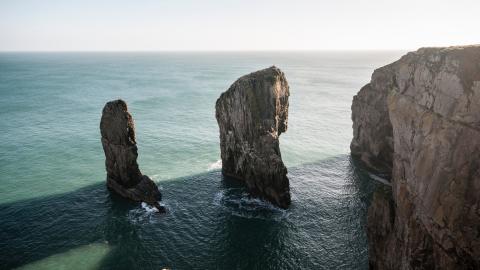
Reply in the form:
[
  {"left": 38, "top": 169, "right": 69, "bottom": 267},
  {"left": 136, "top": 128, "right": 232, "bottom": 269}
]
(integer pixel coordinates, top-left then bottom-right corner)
[{"left": 207, "top": 160, "right": 222, "bottom": 171}]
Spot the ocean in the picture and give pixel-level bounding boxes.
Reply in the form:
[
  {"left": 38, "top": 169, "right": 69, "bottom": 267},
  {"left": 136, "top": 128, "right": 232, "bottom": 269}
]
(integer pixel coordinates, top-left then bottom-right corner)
[{"left": 0, "top": 51, "right": 403, "bottom": 270}]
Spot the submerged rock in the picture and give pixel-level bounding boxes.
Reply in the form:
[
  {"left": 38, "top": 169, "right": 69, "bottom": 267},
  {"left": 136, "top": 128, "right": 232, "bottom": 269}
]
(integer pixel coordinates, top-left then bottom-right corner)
[
  {"left": 215, "top": 66, "right": 291, "bottom": 209},
  {"left": 352, "top": 46, "right": 480, "bottom": 269},
  {"left": 100, "top": 99, "right": 164, "bottom": 212}
]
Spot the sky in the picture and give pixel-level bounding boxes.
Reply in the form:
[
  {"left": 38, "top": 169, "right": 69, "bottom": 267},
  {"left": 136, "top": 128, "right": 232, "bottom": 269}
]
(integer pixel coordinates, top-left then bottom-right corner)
[{"left": 0, "top": 0, "right": 479, "bottom": 51}]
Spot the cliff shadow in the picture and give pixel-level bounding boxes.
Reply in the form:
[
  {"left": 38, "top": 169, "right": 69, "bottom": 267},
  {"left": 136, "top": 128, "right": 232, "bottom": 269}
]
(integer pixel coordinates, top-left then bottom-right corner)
[
  {"left": 1, "top": 154, "right": 385, "bottom": 270},
  {"left": 188, "top": 154, "right": 386, "bottom": 269},
  {"left": 0, "top": 182, "right": 144, "bottom": 269}
]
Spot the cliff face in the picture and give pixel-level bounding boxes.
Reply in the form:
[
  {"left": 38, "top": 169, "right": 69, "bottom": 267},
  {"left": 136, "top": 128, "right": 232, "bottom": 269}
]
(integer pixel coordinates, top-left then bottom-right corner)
[
  {"left": 352, "top": 46, "right": 480, "bottom": 269},
  {"left": 351, "top": 67, "right": 394, "bottom": 173},
  {"left": 215, "top": 66, "right": 291, "bottom": 209},
  {"left": 100, "top": 100, "right": 163, "bottom": 211}
]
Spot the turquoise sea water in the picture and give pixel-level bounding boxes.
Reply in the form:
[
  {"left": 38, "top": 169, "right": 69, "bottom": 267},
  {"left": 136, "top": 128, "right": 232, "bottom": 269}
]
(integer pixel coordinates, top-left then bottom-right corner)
[{"left": 0, "top": 52, "right": 403, "bottom": 269}]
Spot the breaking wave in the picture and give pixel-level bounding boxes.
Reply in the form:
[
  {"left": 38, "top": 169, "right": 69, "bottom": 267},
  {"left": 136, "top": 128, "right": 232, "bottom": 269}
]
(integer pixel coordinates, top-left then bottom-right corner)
[
  {"left": 213, "top": 188, "right": 289, "bottom": 221},
  {"left": 127, "top": 201, "right": 171, "bottom": 224},
  {"left": 368, "top": 173, "right": 391, "bottom": 186},
  {"left": 207, "top": 160, "right": 222, "bottom": 171}
]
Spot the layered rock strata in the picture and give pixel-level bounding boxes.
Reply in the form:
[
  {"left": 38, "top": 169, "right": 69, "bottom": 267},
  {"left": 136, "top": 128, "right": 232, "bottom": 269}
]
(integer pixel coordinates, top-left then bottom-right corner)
[
  {"left": 100, "top": 99, "right": 164, "bottom": 212},
  {"left": 215, "top": 66, "right": 291, "bottom": 209},
  {"left": 352, "top": 46, "right": 480, "bottom": 269}
]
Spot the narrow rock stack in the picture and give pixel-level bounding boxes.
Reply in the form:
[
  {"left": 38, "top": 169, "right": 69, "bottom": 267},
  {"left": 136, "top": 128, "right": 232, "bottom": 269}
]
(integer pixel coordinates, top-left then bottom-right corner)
[
  {"left": 351, "top": 46, "right": 480, "bottom": 269},
  {"left": 100, "top": 99, "right": 164, "bottom": 211},
  {"left": 215, "top": 66, "right": 291, "bottom": 209}
]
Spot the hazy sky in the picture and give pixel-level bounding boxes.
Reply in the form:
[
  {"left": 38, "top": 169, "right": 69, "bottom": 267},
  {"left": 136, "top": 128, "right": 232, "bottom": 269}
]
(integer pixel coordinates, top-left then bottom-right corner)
[{"left": 1, "top": 0, "right": 478, "bottom": 51}]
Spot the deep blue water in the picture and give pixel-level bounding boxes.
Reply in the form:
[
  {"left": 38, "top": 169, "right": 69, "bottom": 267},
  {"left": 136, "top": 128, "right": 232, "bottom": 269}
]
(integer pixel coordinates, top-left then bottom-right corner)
[{"left": 0, "top": 52, "right": 403, "bottom": 269}]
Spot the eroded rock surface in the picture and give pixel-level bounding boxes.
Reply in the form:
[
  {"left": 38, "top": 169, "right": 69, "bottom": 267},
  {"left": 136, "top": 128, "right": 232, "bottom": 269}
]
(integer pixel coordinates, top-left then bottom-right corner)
[
  {"left": 100, "top": 99, "right": 163, "bottom": 211},
  {"left": 351, "top": 67, "right": 394, "bottom": 174},
  {"left": 215, "top": 66, "right": 291, "bottom": 209},
  {"left": 352, "top": 46, "right": 480, "bottom": 269}
]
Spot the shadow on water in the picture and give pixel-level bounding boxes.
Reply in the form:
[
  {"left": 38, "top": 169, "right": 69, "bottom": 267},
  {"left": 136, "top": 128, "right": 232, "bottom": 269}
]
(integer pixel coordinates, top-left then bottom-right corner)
[{"left": 0, "top": 154, "right": 383, "bottom": 270}]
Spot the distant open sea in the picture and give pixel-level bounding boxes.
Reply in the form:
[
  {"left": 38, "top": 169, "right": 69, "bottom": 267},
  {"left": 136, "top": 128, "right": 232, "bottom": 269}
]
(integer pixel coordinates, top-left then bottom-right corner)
[{"left": 0, "top": 51, "right": 403, "bottom": 270}]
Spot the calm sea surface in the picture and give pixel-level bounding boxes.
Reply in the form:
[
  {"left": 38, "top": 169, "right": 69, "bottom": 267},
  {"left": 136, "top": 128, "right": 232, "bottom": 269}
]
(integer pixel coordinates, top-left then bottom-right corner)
[{"left": 0, "top": 52, "right": 403, "bottom": 270}]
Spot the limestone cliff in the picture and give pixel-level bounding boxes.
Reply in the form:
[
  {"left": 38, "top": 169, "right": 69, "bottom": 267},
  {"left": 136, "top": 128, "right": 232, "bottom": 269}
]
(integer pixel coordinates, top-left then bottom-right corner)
[
  {"left": 352, "top": 46, "right": 480, "bottom": 269},
  {"left": 215, "top": 66, "right": 291, "bottom": 209},
  {"left": 100, "top": 99, "right": 164, "bottom": 211}
]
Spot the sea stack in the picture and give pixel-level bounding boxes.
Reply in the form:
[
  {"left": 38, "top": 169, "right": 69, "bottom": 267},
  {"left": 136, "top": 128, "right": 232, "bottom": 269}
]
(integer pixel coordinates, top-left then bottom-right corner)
[
  {"left": 215, "top": 66, "right": 291, "bottom": 209},
  {"left": 351, "top": 46, "right": 480, "bottom": 269},
  {"left": 100, "top": 99, "right": 164, "bottom": 212}
]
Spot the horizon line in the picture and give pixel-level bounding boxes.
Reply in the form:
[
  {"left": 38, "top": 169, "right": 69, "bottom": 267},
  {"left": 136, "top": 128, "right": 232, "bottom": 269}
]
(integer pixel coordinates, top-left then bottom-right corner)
[{"left": 0, "top": 48, "right": 413, "bottom": 53}]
